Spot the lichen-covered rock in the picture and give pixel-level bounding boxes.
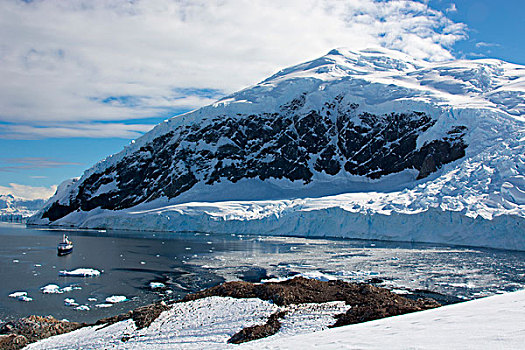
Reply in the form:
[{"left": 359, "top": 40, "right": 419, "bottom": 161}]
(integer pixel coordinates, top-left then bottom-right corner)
[
  {"left": 183, "top": 276, "right": 440, "bottom": 324},
  {"left": 228, "top": 311, "right": 287, "bottom": 344},
  {"left": 0, "top": 315, "right": 84, "bottom": 350}
]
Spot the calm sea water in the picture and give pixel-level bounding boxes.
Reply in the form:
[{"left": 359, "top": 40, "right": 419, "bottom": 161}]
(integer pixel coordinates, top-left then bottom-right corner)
[{"left": 1, "top": 222, "right": 524, "bottom": 323}]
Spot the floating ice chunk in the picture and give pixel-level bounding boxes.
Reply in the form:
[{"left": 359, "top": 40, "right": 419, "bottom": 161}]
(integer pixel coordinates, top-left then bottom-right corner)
[
  {"left": 75, "top": 305, "right": 90, "bottom": 311},
  {"left": 391, "top": 288, "right": 411, "bottom": 295},
  {"left": 149, "top": 282, "right": 166, "bottom": 289},
  {"left": 64, "top": 298, "right": 78, "bottom": 307},
  {"left": 41, "top": 284, "right": 81, "bottom": 294},
  {"left": 140, "top": 261, "right": 146, "bottom": 265},
  {"left": 87, "top": 298, "right": 97, "bottom": 302},
  {"left": 9, "top": 291, "right": 27, "bottom": 298},
  {"left": 105, "top": 295, "right": 128, "bottom": 303},
  {"left": 41, "top": 284, "right": 62, "bottom": 294},
  {"left": 61, "top": 285, "right": 81, "bottom": 293},
  {"left": 59, "top": 268, "right": 101, "bottom": 277},
  {"left": 9, "top": 292, "right": 32, "bottom": 301},
  {"left": 95, "top": 303, "right": 113, "bottom": 308},
  {"left": 12, "top": 260, "right": 19, "bottom": 263}
]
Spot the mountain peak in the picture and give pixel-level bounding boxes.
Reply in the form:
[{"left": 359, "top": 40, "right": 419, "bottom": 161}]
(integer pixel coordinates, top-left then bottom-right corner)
[{"left": 30, "top": 49, "right": 525, "bottom": 250}]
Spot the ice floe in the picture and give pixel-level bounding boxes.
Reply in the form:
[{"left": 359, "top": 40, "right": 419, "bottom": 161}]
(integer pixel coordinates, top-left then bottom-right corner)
[
  {"left": 149, "top": 282, "right": 166, "bottom": 289},
  {"left": 59, "top": 268, "right": 101, "bottom": 277},
  {"left": 41, "top": 284, "right": 61, "bottom": 294},
  {"left": 95, "top": 303, "right": 113, "bottom": 308},
  {"left": 41, "top": 284, "right": 82, "bottom": 294},
  {"left": 64, "top": 298, "right": 79, "bottom": 307},
  {"left": 8, "top": 291, "right": 28, "bottom": 298},
  {"left": 105, "top": 295, "right": 128, "bottom": 304},
  {"left": 8, "top": 291, "right": 33, "bottom": 302}
]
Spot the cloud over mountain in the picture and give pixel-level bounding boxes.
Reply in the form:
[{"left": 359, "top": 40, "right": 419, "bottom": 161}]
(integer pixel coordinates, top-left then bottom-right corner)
[{"left": 0, "top": 0, "right": 466, "bottom": 139}]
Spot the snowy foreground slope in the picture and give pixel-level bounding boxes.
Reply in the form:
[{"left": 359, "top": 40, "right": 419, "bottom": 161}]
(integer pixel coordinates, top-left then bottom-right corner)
[
  {"left": 29, "top": 47, "right": 525, "bottom": 250},
  {"left": 26, "top": 290, "right": 525, "bottom": 350},
  {"left": 241, "top": 289, "right": 525, "bottom": 350}
]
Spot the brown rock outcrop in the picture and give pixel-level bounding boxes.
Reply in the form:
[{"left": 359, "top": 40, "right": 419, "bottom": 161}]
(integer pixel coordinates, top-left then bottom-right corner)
[{"left": 0, "top": 315, "right": 84, "bottom": 350}]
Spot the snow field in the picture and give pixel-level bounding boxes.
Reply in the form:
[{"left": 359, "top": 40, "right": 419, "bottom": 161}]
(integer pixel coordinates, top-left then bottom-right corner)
[
  {"left": 26, "top": 296, "right": 350, "bottom": 350},
  {"left": 240, "top": 289, "right": 525, "bottom": 350},
  {"left": 25, "top": 290, "right": 525, "bottom": 349}
]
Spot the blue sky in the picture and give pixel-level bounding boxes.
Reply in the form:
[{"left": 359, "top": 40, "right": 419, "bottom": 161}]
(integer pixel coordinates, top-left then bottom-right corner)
[
  {"left": 430, "top": 0, "right": 525, "bottom": 64},
  {"left": 0, "top": 0, "right": 524, "bottom": 199}
]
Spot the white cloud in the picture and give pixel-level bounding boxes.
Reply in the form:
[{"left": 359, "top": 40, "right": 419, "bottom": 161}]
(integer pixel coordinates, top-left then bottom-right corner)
[
  {"left": 475, "top": 41, "right": 500, "bottom": 48},
  {"left": 0, "top": 157, "right": 81, "bottom": 171},
  {"left": 0, "top": 123, "right": 154, "bottom": 140},
  {"left": 0, "top": 183, "right": 57, "bottom": 200},
  {"left": 446, "top": 3, "right": 457, "bottom": 13},
  {"left": 0, "top": 0, "right": 467, "bottom": 138}
]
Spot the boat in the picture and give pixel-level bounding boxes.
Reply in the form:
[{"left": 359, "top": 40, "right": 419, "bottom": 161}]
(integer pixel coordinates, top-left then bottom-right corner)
[{"left": 57, "top": 234, "right": 73, "bottom": 256}]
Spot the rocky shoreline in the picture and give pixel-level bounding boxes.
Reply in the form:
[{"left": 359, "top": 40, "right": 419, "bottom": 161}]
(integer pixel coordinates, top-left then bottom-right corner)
[{"left": 0, "top": 277, "right": 441, "bottom": 349}]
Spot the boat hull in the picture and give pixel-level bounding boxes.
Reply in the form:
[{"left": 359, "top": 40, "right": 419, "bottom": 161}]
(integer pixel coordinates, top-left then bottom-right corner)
[{"left": 57, "top": 244, "right": 73, "bottom": 256}]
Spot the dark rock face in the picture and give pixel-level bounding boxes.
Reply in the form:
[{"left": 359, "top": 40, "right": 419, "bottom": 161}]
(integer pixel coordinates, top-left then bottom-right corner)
[
  {"left": 331, "top": 284, "right": 441, "bottom": 327},
  {"left": 228, "top": 311, "right": 286, "bottom": 344},
  {"left": 95, "top": 301, "right": 170, "bottom": 330},
  {"left": 41, "top": 96, "right": 467, "bottom": 222},
  {"left": 0, "top": 315, "right": 84, "bottom": 350}
]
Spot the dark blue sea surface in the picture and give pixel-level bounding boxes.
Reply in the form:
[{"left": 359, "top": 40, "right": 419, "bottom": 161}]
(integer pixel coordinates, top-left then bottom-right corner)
[{"left": 1, "top": 222, "right": 524, "bottom": 323}]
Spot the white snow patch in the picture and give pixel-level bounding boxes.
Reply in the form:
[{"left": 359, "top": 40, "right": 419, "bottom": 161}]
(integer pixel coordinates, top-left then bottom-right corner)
[{"left": 24, "top": 296, "right": 351, "bottom": 350}]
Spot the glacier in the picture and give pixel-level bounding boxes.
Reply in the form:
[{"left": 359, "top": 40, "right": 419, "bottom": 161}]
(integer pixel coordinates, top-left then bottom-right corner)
[{"left": 29, "top": 47, "right": 525, "bottom": 250}]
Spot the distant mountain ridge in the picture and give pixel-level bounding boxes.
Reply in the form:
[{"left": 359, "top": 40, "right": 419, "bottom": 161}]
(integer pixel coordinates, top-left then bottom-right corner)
[
  {"left": 0, "top": 194, "right": 46, "bottom": 221},
  {"left": 29, "top": 48, "right": 525, "bottom": 250}
]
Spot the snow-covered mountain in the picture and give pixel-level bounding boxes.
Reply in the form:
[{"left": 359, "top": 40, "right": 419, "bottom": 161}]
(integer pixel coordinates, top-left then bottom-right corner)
[
  {"left": 29, "top": 48, "right": 525, "bottom": 250},
  {"left": 0, "top": 194, "right": 46, "bottom": 221}
]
